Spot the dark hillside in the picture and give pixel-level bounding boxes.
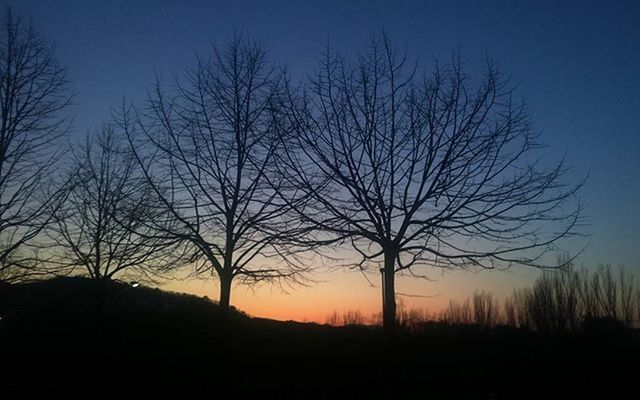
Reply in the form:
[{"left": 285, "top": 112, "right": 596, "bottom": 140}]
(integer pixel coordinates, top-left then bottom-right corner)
[{"left": 1, "top": 278, "right": 638, "bottom": 398}]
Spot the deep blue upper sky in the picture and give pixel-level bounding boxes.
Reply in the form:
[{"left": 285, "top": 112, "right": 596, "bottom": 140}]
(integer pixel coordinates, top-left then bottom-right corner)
[{"left": 8, "top": 0, "right": 640, "bottom": 269}]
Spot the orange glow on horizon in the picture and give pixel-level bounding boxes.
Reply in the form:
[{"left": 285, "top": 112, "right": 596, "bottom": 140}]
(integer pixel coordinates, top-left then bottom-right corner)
[{"left": 158, "top": 267, "right": 542, "bottom": 323}]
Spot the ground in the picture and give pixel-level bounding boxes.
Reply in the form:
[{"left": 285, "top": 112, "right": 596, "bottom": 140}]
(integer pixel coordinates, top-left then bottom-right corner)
[{"left": 1, "top": 277, "right": 637, "bottom": 398}]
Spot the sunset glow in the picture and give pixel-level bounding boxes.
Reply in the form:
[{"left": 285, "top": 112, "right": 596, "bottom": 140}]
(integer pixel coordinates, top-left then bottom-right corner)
[
  {"left": 161, "top": 266, "right": 543, "bottom": 323},
  {"left": 1, "top": 1, "right": 639, "bottom": 397}
]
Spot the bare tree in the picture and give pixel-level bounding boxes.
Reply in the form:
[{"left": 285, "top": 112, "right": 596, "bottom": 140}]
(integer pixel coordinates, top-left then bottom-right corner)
[
  {"left": 596, "top": 265, "right": 618, "bottom": 319},
  {"left": 0, "top": 8, "right": 72, "bottom": 282},
  {"left": 518, "top": 268, "right": 581, "bottom": 332},
  {"left": 511, "top": 289, "right": 530, "bottom": 329},
  {"left": 325, "top": 310, "right": 341, "bottom": 326},
  {"left": 342, "top": 309, "right": 366, "bottom": 325},
  {"left": 396, "top": 302, "right": 431, "bottom": 332},
  {"left": 441, "top": 298, "right": 472, "bottom": 325},
  {"left": 578, "top": 267, "right": 600, "bottom": 318},
  {"left": 503, "top": 296, "right": 518, "bottom": 327},
  {"left": 47, "top": 125, "right": 180, "bottom": 282},
  {"left": 278, "top": 36, "right": 582, "bottom": 334},
  {"left": 472, "top": 290, "right": 499, "bottom": 327},
  {"left": 618, "top": 267, "right": 635, "bottom": 327},
  {"left": 502, "top": 264, "right": 640, "bottom": 331},
  {"left": 636, "top": 286, "right": 640, "bottom": 328},
  {"left": 126, "top": 37, "right": 310, "bottom": 310}
]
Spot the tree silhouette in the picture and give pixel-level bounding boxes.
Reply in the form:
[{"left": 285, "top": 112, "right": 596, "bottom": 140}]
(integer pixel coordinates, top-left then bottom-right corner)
[
  {"left": 0, "top": 8, "right": 72, "bottom": 282},
  {"left": 125, "top": 37, "right": 310, "bottom": 310},
  {"left": 277, "top": 36, "right": 582, "bottom": 335},
  {"left": 48, "top": 125, "right": 181, "bottom": 281}
]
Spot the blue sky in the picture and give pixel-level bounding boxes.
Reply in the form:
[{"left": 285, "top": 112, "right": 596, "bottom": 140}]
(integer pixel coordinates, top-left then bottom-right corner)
[{"left": 5, "top": 0, "right": 639, "bottom": 316}]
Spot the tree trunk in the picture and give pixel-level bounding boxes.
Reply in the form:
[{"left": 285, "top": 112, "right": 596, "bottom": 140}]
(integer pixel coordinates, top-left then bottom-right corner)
[
  {"left": 382, "top": 251, "right": 397, "bottom": 337},
  {"left": 219, "top": 272, "right": 232, "bottom": 310}
]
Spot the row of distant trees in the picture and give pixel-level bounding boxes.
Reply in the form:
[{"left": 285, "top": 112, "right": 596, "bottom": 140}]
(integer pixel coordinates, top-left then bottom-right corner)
[
  {"left": 0, "top": 8, "right": 583, "bottom": 334},
  {"left": 328, "top": 265, "right": 640, "bottom": 331}
]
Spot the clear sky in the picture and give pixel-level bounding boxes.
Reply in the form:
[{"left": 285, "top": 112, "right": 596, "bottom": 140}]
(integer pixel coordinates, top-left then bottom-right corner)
[{"left": 7, "top": 0, "right": 639, "bottom": 322}]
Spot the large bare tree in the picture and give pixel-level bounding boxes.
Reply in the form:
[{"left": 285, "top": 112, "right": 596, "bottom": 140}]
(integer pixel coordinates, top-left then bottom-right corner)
[
  {"left": 125, "top": 37, "right": 310, "bottom": 310},
  {"left": 0, "top": 8, "right": 72, "bottom": 282},
  {"left": 48, "top": 125, "right": 181, "bottom": 282},
  {"left": 278, "top": 37, "right": 583, "bottom": 334}
]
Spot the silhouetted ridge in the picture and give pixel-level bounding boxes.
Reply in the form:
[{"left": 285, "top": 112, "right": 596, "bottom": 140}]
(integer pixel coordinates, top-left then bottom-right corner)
[
  {"left": 0, "top": 276, "right": 250, "bottom": 360},
  {"left": 0, "top": 276, "right": 245, "bottom": 316}
]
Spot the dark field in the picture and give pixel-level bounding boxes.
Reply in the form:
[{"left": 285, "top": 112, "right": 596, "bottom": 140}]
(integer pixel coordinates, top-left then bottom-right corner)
[{"left": 1, "top": 278, "right": 637, "bottom": 398}]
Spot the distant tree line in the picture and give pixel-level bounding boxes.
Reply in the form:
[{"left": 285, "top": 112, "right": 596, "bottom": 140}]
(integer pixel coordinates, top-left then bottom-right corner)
[
  {"left": 326, "top": 265, "right": 640, "bottom": 330},
  {"left": 0, "top": 8, "right": 586, "bottom": 336}
]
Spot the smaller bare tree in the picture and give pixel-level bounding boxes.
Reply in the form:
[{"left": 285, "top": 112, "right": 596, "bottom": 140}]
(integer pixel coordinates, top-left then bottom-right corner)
[
  {"left": 441, "top": 298, "right": 472, "bottom": 325},
  {"left": 578, "top": 267, "right": 600, "bottom": 318},
  {"left": 597, "top": 266, "right": 618, "bottom": 320},
  {"left": 503, "top": 296, "right": 518, "bottom": 327},
  {"left": 126, "top": 37, "right": 312, "bottom": 310},
  {"left": 0, "top": 8, "right": 72, "bottom": 282},
  {"left": 636, "top": 286, "right": 640, "bottom": 328},
  {"left": 48, "top": 125, "right": 180, "bottom": 282},
  {"left": 513, "top": 289, "right": 530, "bottom": 329},
  {"left": 472, "top": 290, "right": 499, "bottom": 327},
  {"left": 617, "top": 268, "right": 634, "bottom": 327}
]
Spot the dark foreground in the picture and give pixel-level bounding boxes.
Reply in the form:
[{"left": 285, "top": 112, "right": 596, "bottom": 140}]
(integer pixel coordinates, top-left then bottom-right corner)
[{"left": 1, "top": 278, "right": 638, "bottom": 399}]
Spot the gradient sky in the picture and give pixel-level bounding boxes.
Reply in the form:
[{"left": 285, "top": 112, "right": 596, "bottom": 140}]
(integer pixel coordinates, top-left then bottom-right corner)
[{"left": 7, "top": 0, "right": 639, "bottom": 322}]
